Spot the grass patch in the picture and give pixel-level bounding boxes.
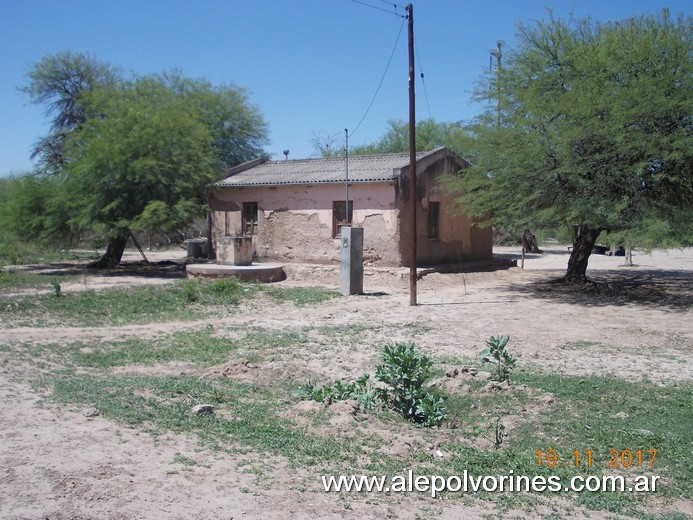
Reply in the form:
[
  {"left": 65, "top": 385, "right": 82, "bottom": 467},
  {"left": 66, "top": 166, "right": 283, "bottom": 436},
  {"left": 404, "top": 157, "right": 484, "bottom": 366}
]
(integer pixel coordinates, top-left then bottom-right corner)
[
  {"left": 172, "top": 452, "right": 198, "bottom": 467},
  {"left": 0, "top": 243, "right": 95, "bottom": 267},
  {"left": 262, "top": 285, "right": 340, "bottom": 306},
  {"left": 1, "top": 279, "right": 341, "bottom": 327},
  {"left": 22, "top": 328, "right": 312, "bottom": 373},
  {"left": 433, "top": 369, "right": 692, "bottom": 513},
  {"left": 63, "top": 330, "right": 240, "bottom": 368},
  {"left": 0, "top": 278, "right": 255, "bottom": 326},
  {"left": 514, "top": 371, "right": 691, "bottom": 498},
  {"left": 45, "top": 372, "right": 364, "bottom": 466},
  {"left": 1, "top": 283, "right": 203, "bottom": 326},
  {"left": 240, "top": 328, "right": 310, "bottom": 351},
  {"left": 0, "top": 270, "right": 76, "bottom": 292}
]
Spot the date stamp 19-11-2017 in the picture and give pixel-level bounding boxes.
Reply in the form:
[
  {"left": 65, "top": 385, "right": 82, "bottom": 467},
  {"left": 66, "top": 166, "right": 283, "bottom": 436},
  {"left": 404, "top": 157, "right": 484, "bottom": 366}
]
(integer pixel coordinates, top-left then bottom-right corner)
[{"left": 535, "top": 449, "right": 658, "bottom": 468}]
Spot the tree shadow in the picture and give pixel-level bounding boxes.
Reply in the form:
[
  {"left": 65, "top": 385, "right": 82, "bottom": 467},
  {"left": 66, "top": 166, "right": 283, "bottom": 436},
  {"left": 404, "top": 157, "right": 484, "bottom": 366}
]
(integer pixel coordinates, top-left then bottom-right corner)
[
  {"left": 18, "top": 260, "right": 188, "bottom": 280},
  {"left": 508, "top": 268, "right": 692, "bottom": 310}
]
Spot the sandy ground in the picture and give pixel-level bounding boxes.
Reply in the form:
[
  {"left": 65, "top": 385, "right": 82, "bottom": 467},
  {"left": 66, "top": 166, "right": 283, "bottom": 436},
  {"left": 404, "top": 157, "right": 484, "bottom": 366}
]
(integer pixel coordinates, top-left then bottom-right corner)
[{"left": 0, "top": 246, "right": 691, "bottom": 519}]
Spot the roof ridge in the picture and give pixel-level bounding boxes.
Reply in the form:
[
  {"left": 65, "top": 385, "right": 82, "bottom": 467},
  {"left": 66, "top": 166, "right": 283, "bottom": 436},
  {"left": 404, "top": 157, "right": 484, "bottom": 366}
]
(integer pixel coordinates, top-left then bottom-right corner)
[
  {"left": 266, "top": 147, "right": 447, "bottom": 165},
  {"left": 212, "top": 147, "right": 458, "bottom": 188}
]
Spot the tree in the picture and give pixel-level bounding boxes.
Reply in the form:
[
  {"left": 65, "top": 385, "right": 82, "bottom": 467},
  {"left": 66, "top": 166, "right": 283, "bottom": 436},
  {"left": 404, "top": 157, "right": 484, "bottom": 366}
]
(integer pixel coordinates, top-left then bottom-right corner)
[
  {"left": 19, "top": 51, "right": 120, "bottom": 174},
  {"left": 349, "top": 119, "right": 473, "bottom": 157},
  {"left": 160, "top": 72, "right": 268, "bottom": 168},
  {"left": 448, "top": 11, "right": 692, "bottom": 282},
  {"left": 311, "top": 131, "right": 343, "bottom": 158},
  {"left": 0, "top": 173, "right": 78, "bottom": 264},
  {"left": 63, "top": 76, "right": 267, "bottom": 266},
  {"left": 23, "top": 53, "right": 268, "bottom": 267},
  {"left": 0, "top": 173, "right": 73, "bottom": 243},
  {"left": 311, "top": 119, "right": 475, "bottom": 158}
]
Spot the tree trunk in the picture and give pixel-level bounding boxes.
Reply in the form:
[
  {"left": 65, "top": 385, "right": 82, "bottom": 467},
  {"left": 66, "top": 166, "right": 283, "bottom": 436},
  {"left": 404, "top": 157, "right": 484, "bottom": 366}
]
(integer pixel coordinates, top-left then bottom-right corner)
[
  {"left": 564, "top": 226, "right": 602, "bottom": 283},
  {"left": 88, "top": 234, "right": 128, "bottom": 268},
  {"left": 625, "top": 248, "right": 633, "bottom": 267},
  {"left": 522, "top": 229, "right": 542, "bottom": 254}
]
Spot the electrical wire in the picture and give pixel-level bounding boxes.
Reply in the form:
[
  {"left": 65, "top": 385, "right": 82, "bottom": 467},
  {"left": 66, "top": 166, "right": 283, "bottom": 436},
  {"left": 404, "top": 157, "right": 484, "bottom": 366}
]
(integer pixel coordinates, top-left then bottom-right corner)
[
  {"left": 350, "top": 0, "right": 405, "bottom": 19},
  {"left": 375, "top": 0, "right": 407, "bottom": 8},
  {"left": 348, "top": 16, "right": 406, "bottom": 138},
  {"left": 415, "top": 39, "right": 432, "bottom": 120},
  {"left": 374, "top": 0, "right": 408, "bottom": 13}
]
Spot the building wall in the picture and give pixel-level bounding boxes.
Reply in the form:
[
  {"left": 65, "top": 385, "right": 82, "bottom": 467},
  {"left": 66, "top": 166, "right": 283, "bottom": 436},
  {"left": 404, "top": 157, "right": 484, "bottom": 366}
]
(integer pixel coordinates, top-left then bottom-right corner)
[
  {"left": 396, "top": 150, "right": 493, "bottom": 266},
  {"left": 209, "top": 183, "right": 401, "bottom": 265},
  {"left": 209, "top": 149, "right": 492, "bottom": 267}
]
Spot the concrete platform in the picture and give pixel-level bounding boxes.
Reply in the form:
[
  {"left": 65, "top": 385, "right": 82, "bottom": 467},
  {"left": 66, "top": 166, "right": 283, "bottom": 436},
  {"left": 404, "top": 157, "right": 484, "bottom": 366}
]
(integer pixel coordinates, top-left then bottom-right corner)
[{"left": 186, "top": 262, "right": 285, "bottom": 283}]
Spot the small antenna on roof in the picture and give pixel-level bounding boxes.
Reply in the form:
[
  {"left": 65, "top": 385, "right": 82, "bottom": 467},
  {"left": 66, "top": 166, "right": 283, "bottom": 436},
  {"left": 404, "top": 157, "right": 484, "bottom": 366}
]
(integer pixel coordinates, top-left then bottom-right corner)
[{"left": 283, "top": 149, "right": 289, "bottom": 160}]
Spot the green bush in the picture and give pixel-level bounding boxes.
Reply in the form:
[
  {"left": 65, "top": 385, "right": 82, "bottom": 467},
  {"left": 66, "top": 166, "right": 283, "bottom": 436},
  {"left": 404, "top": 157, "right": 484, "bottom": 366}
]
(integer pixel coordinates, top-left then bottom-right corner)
[
  {"left": 375, "top": 342, "right": 446, "bottom": 427},
  {"left": 301, "top": 342, "right": 446, "bottom": 428}
]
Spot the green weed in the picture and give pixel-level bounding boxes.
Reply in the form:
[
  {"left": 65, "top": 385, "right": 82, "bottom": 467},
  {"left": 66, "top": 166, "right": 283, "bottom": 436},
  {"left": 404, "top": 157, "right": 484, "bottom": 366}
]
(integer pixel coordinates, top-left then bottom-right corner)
[
  {"left": 49, "top": 277, "right": 62, "bottom": 297},
  {"left": 480, "top": 335, "right": 515, "bottom": 382}
]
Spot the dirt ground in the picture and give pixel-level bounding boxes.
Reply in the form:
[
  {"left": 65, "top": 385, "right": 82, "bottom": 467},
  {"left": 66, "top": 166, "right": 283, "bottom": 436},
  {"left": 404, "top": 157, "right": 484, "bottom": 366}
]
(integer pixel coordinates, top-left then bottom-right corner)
[{"left": 0, "top": 246, "right": 691, "bottom": 519}]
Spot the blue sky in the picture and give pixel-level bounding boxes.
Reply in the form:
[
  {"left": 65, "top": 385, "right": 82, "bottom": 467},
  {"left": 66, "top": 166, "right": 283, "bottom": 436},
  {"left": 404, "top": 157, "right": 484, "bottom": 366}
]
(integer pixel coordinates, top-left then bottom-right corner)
[{"left": 1, "top": 0, "right": 689, "bottom": 176}]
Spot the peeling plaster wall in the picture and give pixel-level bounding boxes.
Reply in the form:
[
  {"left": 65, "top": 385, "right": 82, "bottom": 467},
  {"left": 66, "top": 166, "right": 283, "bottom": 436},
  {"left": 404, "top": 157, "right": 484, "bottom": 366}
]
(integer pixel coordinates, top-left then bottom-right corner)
[
  {"left": 209, "top": 183, "right": 401, "bottom": 265},
  {"left": 397, "top": 151, "right": 493, "bottom": 266}
]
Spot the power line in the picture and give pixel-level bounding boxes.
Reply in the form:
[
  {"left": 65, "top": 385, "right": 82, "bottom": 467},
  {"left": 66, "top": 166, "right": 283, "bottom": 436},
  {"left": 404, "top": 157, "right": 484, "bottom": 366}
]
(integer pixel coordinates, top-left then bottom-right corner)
[
  {"left": 350, "top": 0, "right": 405, "bottom": 18},
  {"left": 415, "top": 39, "right": 432, "bottom": 120},
  {"left": 348, "top": 16, "right": 406, "bottom": 138},
  {"left": 374, "top": 0, "right": 408, "bottom": 13}
]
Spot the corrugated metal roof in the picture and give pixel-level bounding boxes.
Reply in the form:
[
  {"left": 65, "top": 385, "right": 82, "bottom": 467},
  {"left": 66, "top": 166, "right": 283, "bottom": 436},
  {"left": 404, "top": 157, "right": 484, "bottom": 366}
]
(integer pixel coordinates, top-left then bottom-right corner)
[{"left": 213, "top": 148, "right": 445, "bottom": 187}]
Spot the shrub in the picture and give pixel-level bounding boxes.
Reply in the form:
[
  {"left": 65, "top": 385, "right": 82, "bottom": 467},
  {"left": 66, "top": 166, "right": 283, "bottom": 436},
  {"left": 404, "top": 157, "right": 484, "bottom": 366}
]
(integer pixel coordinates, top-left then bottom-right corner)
[
  {"left": 481, "top": 335, "right": 515, "bottom": 382},
  {"left": 375, "top": 342, "right": 446, "bottom": 427},
  {"left": 301, "top": 342, "right": 446, "bottom": 428}
]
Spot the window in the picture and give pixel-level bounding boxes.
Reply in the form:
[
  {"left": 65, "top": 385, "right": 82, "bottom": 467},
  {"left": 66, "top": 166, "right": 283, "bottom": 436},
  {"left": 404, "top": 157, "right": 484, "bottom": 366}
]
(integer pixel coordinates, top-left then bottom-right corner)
[
  {"left": 427, "top": 202, "right": 440, "bottom": 240},
  {"left": 332, "top": 200, "right": 353, "bottom": 238},
  {"left": 242, "top": 202, "right": 258, "bottom": 235}
]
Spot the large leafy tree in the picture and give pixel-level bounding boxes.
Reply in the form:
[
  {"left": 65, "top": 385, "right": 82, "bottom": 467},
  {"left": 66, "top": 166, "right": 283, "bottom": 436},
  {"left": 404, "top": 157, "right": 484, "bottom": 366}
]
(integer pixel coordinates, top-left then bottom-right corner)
[
  {"left": 23, "top": 53, "right": 268, "bottom": 267},
  {"left": 20, "top": 51, "right": 120, "bottom": 174},
  {"left": 449, "top": 11, "right": 692, "bottom": 282}
]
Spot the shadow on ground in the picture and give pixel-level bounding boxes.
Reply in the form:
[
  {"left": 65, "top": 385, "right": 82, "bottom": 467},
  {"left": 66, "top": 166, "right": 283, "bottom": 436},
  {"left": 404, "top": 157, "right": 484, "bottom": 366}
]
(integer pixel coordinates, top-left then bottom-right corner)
[
  {"left": 17, "top": 260, "right": 188, "bottom": 280},
  {"left": 508, "top": 268, "right": 692, "bottom": 310}
]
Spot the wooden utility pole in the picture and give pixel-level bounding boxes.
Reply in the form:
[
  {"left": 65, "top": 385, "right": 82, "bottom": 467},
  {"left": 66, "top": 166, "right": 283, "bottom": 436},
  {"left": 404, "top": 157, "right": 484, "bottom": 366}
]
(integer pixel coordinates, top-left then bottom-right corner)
[{"left": 407, "top": 3, "right": 417, "bottom": 306}]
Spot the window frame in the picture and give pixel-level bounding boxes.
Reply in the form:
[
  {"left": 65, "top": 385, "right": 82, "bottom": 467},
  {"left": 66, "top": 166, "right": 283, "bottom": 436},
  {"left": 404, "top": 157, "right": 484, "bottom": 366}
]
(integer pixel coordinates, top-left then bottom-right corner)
[
  {"left": 427, "top": 201, "right": 440, "bottom": 241},
  {"left": 242, "top": 202, "right": 259, "bottom": 236}
]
